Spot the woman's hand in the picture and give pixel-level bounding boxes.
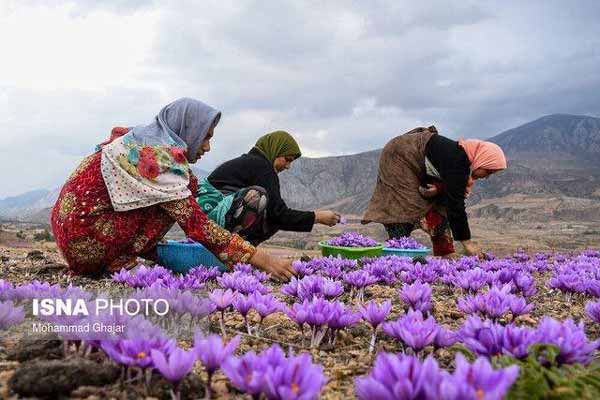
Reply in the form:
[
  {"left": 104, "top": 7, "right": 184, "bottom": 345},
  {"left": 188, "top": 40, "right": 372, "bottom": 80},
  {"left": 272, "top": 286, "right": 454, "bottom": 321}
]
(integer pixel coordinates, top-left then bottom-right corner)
[
  {"left": 461, "top": 240, "right": 485, "bottom": 258},
  {"left": 315, "top": 210, "right": 341, "bottom": 227},
  {"left": 249, "top": 248, "right": 295, "bottom": 281},
  {"left": 418, "top": 184, "right": 439, "bottom": 199}
]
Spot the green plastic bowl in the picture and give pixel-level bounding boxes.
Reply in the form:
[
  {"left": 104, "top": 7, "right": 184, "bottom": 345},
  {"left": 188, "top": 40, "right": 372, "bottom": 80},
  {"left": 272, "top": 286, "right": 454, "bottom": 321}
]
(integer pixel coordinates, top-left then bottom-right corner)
[
  {"left": 318, "top": 240, "right": 384, "bottom": 260},
  {"left": 382, "top": 247, "right": 431, "bottom": 259}
]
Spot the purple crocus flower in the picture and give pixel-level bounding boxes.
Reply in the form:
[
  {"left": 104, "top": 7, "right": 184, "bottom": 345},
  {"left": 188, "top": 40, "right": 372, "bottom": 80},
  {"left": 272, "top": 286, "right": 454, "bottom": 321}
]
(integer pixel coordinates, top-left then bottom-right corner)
[
  {"left": 233, "top": 294, "right": 255, "bottom": 334},
  {"left": 508, "top": 296, "right": 534, "bottom": 317},
  {"left": 343, "top": 270, "right": 378, "bottom": 288},
  {"left": 327, "top": 302, "right": 361, "bottom": 344},
  {"left": 585, "top": 300, "right": 600, "bottom": 323},
  {"left": 321, "top": 278, "right": 344, "bottom": 299},
  {"left": 585, "top": 280, "right": 600, "bottom": 297},
  {"left": 209, "top": 289, "right": 236, "bottom": 335},
  {"left": 363, "top": 262, "right": 397, "bottom": 285},
  {"left": 513, "top": 273, "right": 537, "bottom": 297},
  {"left": 502, "top": 324, "right": 536, "bottom": 359},
  {"left": 458, "top": 316, "right": 504, "bottom": 358},
  {"left": 224, "top": 345, "right": 326, "bottom": 400},
  {"left": 292, "top": 261, "right": 314, "bottom": 277},
  {"left": 250, "top": 292, "right": 284, "bottom": 321},
  {"left": 292, "top": 298, "right": 335, "bottom": 347},
  {"left": 0, "top": 300, "right": 24, "bottom": 329},
  {"left": 355, "top": 353, "right": 445, "bottom": 400},
  {"left": 399, "top": 281, "right": 432, "bottom": 313},
  {"left": 281, "top": 277, "right": 300, "bottom": 297},
  {"left": 0, "top": 280, "right": 15, "bottom": 301},
  {"left": 151, "top": 347, "right": 196, "bottom": 400},
  {"left": 151, "top": 347, "right": 196, "bottom": 382},
  {"left": 434, "top": 326, "right": 458, "bottom": 349},
  {"left": 285, "top": 301, "right": 309, "bottom": 330},
  {"left": 102, "top": 336, "right": 176, "bottom": 369},
  {"left": 549, "top": 274, "right": 585, "bottom": 294},
  {"left": 263, "top": 352, "right": 328, "bottom": 400},
  {"left": 209, "top": 288, "right": 236, "bottom": 311},
  {"left": 222, "top": 351, "right": 267, "bottom": 397},
  {"left": 194, "top": 333, "right": 239, "bottom": 392},
  {"left": 249, "top": 293, "right": 285, "bottom": 335},
  {"left": 442, "top": 353, "right": 519, "bottom": 400},
  {"left": 343, "top": 270, "right": 378, "bottom": 302},
  {"left": 383, "top": 310, "right": 440, "bottom": 352},
  {"left": 359, "top": 300, "right": 392, "bottom": 353},
  {"left": 359, "top": 300, "right": 392, "bottom": 330},
  {"left": 452, "top": 268, "right": 489, "bottom": 293},
  {"left": 233, "top": 263, "right": 254, "bottom": 274},
  {"left": 534, "top": 317, "right": 600, "bottom": 364}
]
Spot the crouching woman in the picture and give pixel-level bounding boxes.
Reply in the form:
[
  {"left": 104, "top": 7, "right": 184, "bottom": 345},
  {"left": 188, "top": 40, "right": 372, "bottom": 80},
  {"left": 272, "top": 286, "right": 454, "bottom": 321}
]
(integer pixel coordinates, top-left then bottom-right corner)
[
  {"left": 198, "top": 130, "right": 341, "bottom": 245},
  {"left": 51, "top": 98, "right": 294, "bottom": 280}
]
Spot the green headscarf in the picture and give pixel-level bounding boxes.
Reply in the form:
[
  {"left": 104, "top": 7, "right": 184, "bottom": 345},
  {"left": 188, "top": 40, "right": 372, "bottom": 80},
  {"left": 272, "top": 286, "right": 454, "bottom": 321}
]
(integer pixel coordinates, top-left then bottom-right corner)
[{"left": 253, "top": 130, "right": 301, "bottom": 163}]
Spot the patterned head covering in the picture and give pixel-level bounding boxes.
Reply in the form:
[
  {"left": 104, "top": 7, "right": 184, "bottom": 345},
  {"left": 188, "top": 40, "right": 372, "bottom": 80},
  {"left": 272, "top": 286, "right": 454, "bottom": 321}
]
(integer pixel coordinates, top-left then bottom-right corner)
[
  {"left": 253, "top": 130, "right": 302, "bottom": 163},
  {"left": 99, "top": 98, "right": 221, "bottom": 211},
  {"left": 129, "top": 98, "right": 221, "bottom": 162}
]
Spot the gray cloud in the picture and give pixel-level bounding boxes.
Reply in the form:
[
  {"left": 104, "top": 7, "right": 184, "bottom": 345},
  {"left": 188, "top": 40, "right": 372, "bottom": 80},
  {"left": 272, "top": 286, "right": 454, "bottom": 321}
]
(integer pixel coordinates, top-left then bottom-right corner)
[{"left": 1, "top": 0, "right": 599, "bottom": 197}]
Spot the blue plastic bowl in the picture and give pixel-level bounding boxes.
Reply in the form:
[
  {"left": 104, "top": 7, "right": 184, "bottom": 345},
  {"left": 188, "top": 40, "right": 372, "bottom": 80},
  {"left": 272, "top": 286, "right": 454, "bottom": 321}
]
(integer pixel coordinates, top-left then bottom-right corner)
[
  {"left": 157, "top": 240, "right": 226, "bottom": 273},
  {"left": 381, "top": 247, "right": 431, "bottom": 259}
]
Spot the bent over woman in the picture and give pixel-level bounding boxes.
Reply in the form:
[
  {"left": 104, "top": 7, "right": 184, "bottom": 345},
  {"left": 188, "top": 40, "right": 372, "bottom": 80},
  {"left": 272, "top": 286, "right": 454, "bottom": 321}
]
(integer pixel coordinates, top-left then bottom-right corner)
[
  {"left": 362, "top": 126, "right": 507, "bottom": 257},
  {"left": 51, "top": 98, "right": 294, "bottom": 279},
  {"left": 198, "top": 130, "right": 340, "bottom": 245}
]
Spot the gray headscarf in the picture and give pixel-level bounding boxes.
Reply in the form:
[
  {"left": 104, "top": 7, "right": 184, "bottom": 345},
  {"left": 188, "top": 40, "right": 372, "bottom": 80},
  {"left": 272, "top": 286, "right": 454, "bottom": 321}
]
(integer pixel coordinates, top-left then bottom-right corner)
[{"left": 129, "top": 97, "right": 221, "bottom": 162}]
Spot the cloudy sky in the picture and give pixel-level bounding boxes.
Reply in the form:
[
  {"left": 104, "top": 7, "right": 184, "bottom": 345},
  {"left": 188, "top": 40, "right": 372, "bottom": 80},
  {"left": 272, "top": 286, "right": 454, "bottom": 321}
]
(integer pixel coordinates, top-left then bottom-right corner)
[{"left": 1, "top": 0, "right": 599, "bottom": 198}]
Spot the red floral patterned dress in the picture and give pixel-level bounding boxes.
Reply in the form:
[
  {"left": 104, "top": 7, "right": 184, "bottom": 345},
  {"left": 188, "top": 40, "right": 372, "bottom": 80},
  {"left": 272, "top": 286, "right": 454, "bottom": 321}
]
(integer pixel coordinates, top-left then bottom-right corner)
[{"left": 51, "top": 136, "right": 256, "bottom": 276}]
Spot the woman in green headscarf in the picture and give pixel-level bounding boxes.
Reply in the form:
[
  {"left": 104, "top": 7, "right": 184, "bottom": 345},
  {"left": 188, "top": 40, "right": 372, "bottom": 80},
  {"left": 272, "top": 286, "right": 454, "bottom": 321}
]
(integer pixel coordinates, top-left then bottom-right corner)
[{"left": 198, "top": 130, "right": 340, "bottom": 245}]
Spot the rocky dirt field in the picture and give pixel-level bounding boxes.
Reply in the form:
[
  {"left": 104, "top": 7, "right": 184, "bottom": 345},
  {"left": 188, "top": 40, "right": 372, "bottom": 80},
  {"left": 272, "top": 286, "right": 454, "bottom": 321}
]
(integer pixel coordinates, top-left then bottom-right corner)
[{"left": 1, "top": 221, "right": 599, "bottom": 399}]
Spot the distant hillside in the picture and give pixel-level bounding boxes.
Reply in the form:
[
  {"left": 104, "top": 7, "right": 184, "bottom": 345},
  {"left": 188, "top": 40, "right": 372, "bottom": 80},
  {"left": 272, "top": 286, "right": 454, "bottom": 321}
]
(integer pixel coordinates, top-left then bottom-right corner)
[{"left": 490, "top": 114, "right": 600, "bottom": 168}]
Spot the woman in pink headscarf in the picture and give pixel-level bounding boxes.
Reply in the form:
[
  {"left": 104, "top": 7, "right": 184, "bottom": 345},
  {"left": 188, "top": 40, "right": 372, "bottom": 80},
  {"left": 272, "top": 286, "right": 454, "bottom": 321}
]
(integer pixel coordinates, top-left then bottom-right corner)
[{"left": 362, "top": 126, "right": 507, "bottom": 258}]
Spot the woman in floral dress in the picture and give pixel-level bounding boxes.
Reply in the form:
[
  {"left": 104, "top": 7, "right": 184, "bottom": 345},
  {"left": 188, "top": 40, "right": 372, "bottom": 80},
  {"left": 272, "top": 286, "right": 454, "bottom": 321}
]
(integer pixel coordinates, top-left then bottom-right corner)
[{"left": 51, "top": 98, "right": 294, "bottom": 279}]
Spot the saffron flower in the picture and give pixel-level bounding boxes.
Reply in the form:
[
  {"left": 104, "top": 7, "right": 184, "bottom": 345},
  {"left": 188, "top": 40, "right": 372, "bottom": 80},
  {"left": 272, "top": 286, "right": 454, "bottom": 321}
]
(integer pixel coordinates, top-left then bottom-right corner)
[
  {"left": 327, "top": 302, "right": 361, "bottom": 344},
  {"left": 458, "top": 316, "right": 504, "bottom": 358},
  {"left": 0, "top": 280, "right": 14, "bottom": 301},
  {"left": 399, "top": 281, "right": 432, "bottom": 313},
  {"left": 262, "top": 352, "right": 328, "bottom": 400},
  {"left": 359, "top": 300, "right": 392, "bottom": 353},
  {"left": 434, "top": 326, "right": 458, "bottom": 349},
  {"left": 209, "top": 289, "right": 236, "bottom": 335},
  {"left": 383, "top": 310, "right": 440, "bottom": 353},
  {"left": 250, "top": 292, "right": 284, "bottom": 334},
  {"left": 343, "top": 270, "right": 378, "bottom": 303},
  {"left": 355, "top": 353, "right": 445, "bottom": 400},
  {"left": 151, "top": 347, "right": 196, "bottom": 400},
  {"left": 223, "top": 345, "right": 327, "bottom": 400},
  {"left": 232, "top": 294, "right": 254, "bottom": 334},
  {"left": 586, "top": 300, "right": 600, "bottom": 323},
  {"left": 442, "top": 353, "right": 519, "bottom": 400},
  {"left": 0, "top": 300, "right": 24, "bottom": 329},
  {"left": 502, "top": 324, "right": 536, "bottom": 359},
  {"left": 222, "top": 351, "right": 267, "bottom": 397},
  {"left": 102, "top": 336, "right": 176, "bottom": 369},
  {"left": 194, "top": 333, "right": 240, "bottom": 393},
  {"left": 534, "top": 317, "right": 600, "bottom": 364}
]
